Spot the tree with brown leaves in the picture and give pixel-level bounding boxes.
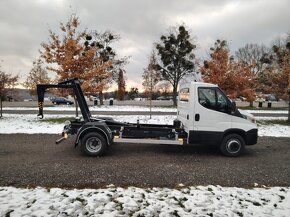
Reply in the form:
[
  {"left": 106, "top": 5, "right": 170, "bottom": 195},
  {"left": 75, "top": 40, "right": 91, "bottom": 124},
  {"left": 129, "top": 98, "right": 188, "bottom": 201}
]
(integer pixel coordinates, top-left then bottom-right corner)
[
  {"left": 200, "top": 40, "right": 255, "bottom": 102},
  {"left": 40, "top": 15, "right": 111, "bottom": 94}
]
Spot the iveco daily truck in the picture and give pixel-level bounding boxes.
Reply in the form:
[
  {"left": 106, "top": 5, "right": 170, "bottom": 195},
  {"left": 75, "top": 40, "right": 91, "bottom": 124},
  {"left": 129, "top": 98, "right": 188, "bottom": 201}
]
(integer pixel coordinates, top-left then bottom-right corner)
[{"left": 37, "top": 78, "right": 258, "bottom": 157}]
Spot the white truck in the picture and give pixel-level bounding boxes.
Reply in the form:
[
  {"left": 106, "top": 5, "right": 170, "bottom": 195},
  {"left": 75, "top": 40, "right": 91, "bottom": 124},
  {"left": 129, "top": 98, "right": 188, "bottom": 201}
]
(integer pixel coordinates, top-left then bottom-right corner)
[{"left": 37, "top": 78, "right": 258, "bottom": 157}]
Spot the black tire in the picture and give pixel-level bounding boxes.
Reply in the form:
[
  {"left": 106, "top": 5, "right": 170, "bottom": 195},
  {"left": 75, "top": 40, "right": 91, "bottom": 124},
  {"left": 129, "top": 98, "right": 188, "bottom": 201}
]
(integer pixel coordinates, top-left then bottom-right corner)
[
  {"left": 220, "top": 134, "right": 245, "bottom": 157},
  {"left": 81, "top": 132, "right": 107, "bottom": 156}
]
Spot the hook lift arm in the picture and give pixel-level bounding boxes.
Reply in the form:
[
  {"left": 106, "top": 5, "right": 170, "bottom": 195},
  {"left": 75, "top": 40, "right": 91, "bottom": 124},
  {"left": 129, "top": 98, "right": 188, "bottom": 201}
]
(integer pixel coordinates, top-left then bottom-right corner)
[
  {"left": 37, "top": 78, "right": 92, "bottom": 121},
  {"left": 37, "top": 78, "right": 92, "bottom": 144}
]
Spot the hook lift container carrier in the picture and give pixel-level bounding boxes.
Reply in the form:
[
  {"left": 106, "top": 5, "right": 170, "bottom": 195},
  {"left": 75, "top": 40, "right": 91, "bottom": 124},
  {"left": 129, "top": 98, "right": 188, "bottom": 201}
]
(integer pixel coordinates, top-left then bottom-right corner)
[{"left": 37, "top": 78, "right": 258, "bottom": 157}]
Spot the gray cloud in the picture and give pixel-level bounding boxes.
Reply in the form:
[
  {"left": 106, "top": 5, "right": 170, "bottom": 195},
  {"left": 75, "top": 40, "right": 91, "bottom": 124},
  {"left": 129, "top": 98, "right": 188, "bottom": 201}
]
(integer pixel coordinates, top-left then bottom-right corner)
[{"left": 0, "top": 0, "right": 289, "bottom": 88}]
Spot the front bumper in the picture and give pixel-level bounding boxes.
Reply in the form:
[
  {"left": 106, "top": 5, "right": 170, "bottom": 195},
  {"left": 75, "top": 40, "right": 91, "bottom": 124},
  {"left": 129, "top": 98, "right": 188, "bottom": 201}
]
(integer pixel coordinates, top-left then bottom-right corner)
[{"left": 245, "top": 129, "right": 258, "bottom": 145}]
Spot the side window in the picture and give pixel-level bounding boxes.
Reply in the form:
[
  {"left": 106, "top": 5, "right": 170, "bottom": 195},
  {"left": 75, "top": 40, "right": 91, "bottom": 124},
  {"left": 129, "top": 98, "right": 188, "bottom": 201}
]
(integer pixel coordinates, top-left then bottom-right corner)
[
  {"left": 179, "top": 88, "right": 189, "bottom": 102},
  {"left": 216, "top": 89, "right": 228, "bottom": 113},
  {"left": 198, "top": 88, "right": 216, "bottom": 110},
  {"left": 198, "top": 87, "right": 229, "bottom": 113}
]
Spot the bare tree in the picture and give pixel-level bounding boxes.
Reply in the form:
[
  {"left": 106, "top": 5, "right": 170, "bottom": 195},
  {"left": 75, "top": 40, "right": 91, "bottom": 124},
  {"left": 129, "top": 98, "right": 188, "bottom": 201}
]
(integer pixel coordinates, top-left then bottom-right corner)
[
  {"left": 0, "top": 67, "right": 18, "bottom": 118},
  {"left": 235, "top": 43, "right": 269, "bottom": 75},
  {"left": 142, "top": 50, "right": 161, "bottom": 95},
  {"left": 142, "top": 50, "right": 161, "bottom": 118},
  {"left": 24, "top": 59, "right": 51, "bottom": 95}
]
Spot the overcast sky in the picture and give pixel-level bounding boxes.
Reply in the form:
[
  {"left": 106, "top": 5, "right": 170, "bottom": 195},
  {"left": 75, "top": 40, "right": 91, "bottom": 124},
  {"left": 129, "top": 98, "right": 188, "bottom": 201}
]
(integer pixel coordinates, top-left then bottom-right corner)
[{"left": 0, "top": 0, "right": 289, "bottom": 89}]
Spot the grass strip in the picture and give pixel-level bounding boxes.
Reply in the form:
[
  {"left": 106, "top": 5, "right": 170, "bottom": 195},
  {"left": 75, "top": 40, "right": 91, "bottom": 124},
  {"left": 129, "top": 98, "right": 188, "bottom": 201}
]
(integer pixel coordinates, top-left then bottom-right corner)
[
  {"left": 238, "top": 106, "right": 288, "bottom": 111},
  {"left": 257, "top": 119, "right": 290, "bottom": 126},
  {"left": 38, "top": 117, "right": 74, "bottom": 124}
]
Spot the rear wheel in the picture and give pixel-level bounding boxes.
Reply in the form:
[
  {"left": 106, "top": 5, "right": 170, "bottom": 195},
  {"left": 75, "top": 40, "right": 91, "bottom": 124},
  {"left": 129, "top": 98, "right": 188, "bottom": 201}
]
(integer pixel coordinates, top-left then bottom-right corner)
[
  {"left": 81, "top": 132, "right": 107, "bottom": 156},
  {"left": 220, "top": 134, "right": 245, "bottom": 157}
]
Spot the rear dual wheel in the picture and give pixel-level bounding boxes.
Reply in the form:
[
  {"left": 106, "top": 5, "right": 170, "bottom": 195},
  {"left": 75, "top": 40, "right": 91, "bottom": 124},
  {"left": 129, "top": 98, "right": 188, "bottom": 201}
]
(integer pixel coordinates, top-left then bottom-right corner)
[
  {"left": 81, "top": 132, "right": 107, "bottom": 156},
  {"left": 220, "top": 134, "right": 245, "bottom": 157}
]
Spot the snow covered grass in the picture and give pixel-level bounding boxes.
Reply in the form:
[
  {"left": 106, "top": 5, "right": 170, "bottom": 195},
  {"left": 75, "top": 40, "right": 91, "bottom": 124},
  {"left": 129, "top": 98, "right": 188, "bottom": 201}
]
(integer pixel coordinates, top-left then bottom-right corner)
[
  {"left": 0, "top": 114, "right": 174, "bottom": 134},
  {"left": 1, "top": 113, "right": 289, "bottom": 137},
  {"left": 0, "top": 185, "right": 289, "bottom": 217}
]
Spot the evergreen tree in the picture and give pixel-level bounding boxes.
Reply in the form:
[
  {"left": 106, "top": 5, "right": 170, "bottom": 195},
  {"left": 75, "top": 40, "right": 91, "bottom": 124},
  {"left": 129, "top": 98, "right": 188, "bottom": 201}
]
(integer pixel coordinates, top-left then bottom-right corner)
[{"left": 155, "top": 25, "right": 197, "bottom": 106}]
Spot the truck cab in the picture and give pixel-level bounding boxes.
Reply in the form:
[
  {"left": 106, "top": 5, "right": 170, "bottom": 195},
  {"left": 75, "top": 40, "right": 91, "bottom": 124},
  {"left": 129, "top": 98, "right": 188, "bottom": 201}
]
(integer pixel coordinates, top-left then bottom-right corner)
[{"left": 178, "top": 82, "right": 258, "bottom": 156}]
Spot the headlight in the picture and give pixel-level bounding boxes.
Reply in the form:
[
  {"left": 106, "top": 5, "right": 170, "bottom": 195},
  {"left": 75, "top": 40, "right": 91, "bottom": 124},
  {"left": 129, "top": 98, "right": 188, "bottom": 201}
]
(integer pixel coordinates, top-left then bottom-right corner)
[
  {"left": 247, "top": 116, "right": 256, "bottom": 123},
  {"left": 242, "top": 114, "right": 256, "bottom": 123}
]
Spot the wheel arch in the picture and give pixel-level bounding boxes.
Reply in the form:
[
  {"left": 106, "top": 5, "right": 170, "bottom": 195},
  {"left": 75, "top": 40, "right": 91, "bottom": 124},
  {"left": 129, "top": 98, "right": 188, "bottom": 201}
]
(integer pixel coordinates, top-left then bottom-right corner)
[
  {"left": 75, "top": 126, "right": 111, "bottom": 147},
  {"left": 223, "top": 129, "right": 246, "bottom": 142}
]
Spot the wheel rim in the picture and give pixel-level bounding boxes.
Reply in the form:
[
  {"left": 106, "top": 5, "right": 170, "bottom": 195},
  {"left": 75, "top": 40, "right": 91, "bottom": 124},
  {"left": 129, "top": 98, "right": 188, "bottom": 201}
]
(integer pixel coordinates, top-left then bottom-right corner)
[
  {"left": 85, "top": 137, "right": 102, "bottom": 153},
  {"left": 226, "top": 139, "right": 241, "bottom": 154}
]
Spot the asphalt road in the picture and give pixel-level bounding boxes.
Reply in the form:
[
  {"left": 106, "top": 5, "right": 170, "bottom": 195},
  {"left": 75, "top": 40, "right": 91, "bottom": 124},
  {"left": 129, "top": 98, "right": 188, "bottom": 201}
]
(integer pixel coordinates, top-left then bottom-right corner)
[{"left": 0, "top": 134, "right": 289, "bottom": 188}]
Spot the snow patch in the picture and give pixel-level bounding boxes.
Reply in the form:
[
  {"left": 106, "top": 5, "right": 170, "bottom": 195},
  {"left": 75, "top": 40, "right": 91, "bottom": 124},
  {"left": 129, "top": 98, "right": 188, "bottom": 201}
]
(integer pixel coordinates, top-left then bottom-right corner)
[
  {"left": 0, "top": 114, "right": 289, "bottom": 137},
  {"left": 0, "top": 186, "right": 289, "bottom": 217}
]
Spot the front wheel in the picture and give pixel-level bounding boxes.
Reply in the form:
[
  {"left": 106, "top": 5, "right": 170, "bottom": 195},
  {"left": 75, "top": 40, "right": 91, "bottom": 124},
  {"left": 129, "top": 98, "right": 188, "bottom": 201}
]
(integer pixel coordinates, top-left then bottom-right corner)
[
  {"left": 81, "top": 132, "right": 107, "bottom": 156},
  {"left": 220, "top": 134, "right": 245, "bottom": 157}
]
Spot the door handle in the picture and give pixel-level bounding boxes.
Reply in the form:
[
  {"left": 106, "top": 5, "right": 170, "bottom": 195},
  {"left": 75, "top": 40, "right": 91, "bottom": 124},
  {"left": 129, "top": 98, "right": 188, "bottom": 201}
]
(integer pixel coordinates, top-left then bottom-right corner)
[{"left": 195, "top": 114, "right": 200, "bottom": 121}]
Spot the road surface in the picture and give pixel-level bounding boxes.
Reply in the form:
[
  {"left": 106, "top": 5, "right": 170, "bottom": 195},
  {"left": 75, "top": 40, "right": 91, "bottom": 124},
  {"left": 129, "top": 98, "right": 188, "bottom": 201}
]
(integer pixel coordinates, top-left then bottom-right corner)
[{"left": 0, "top": 134, "right": 289, "bottom": 188}]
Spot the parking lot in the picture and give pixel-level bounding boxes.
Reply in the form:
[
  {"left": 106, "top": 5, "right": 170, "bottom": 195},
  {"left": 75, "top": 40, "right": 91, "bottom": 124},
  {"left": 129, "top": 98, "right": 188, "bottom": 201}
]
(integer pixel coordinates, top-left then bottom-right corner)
[{"left": 0, "top": 134, "right": 289, "bottom": 188}]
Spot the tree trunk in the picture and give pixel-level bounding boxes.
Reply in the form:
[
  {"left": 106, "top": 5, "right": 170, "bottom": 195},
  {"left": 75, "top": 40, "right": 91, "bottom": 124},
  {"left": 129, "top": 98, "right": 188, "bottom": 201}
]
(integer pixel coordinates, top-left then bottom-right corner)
[
  {"left": 99, "top": 91, "right": 104, "bottom": 105},
  {"left": 288, "top": 91, "right": 290, "bottom": 123},
  {"left": 173, "top": 85, "right": 177, "bottom": 107},
  {"left": 73, "top": 95, "right": 78, "bottom": 117},
  {"left": 288, "top": 100, "right": 290, "bottom": 123},
  {"left": 249, "top": 101, "right": 254, "bottom": 107},
  {"left": 0, "top": 97, "right": 2, "bottom": 118}
]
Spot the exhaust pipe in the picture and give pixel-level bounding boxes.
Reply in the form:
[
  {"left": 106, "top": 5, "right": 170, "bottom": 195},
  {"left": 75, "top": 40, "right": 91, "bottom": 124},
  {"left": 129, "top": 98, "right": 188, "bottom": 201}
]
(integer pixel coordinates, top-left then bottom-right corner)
[{"left": 55, "top": 132, "right": 68, "bottom": 144}]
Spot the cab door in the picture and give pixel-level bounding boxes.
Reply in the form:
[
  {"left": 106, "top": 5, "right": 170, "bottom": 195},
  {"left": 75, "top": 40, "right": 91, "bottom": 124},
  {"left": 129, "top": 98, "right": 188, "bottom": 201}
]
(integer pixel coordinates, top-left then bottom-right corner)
[
  {"left": 177, "top": 86, "right": 194, "bottom": 132},
  {"left": 189, "top": 86, "right": 232, "bottom": 144}
]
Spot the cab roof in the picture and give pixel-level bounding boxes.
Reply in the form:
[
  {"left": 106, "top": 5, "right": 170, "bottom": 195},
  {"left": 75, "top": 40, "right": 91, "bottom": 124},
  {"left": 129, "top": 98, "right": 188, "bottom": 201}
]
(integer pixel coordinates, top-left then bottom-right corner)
[{"left": 180, "top": 82, "right": 218, "bottom": 89}]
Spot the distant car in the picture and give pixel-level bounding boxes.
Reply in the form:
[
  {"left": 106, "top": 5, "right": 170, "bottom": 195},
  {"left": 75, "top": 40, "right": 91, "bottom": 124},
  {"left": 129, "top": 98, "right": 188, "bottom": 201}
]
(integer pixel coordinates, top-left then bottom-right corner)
[
  {"left": 236, "top": 96, "right": 247, "bottom": 101},
  {"left": 51, "top": 97, "right": 73, "bottom": 105},
  {"left": 156, "top": 96, "right": 173, "bottom": 100},
  {"left": 23, "top": 99, "right": 33, "bottom": 102},
  {"left": 265, "top": 94, "right": 278, "bottom": 101}
]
